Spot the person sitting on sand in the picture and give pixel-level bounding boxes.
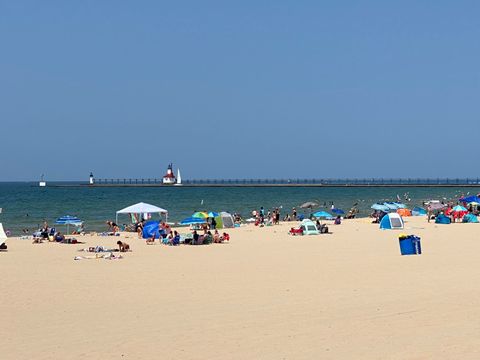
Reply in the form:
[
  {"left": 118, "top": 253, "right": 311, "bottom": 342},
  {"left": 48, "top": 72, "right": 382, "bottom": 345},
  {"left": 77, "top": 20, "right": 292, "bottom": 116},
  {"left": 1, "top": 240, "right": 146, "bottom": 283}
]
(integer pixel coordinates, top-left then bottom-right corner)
[
  {"left": 32, "top": 237, "right": 43, "bottom": 244},
  {"left": 106, "top": 221, "right": 115, "bottom": 231},
  {"left": 117, "top": 241, "right": 130, "bottom": 252},
  {"left": 172, "top": 231, "right": 180, "bottom": 246},
  {"left": 165, "top": 230, "right": 174, "bottom": 245},
  {"left": 146, "top": 233, "right": 155, "bottom": 245},
  {"left": 203, "top": 231, "right": 213, "bottom": 244},
  {"left": 213, "top": 229, "right": 221, "bottom": 243},
  {"left": 55, "top": 232, "right": 65, "bottom": 242},
  {"left": 334, "top": 216, "right": 341, "bottom": 225},
  {"left": 135, "top": 220, "right": 144, "bottom": 239},
  {"left": 72, "top": 224, "right": 85, "bottom": 235},
  {"left": 40, "top": 222, "right": 49, "bottom": 239},
  {"left": 192, "top": 230, "right": 199, "bottom": 245},
  {"left": 221, "top": 232, "right": 230, "bottom": 242}
]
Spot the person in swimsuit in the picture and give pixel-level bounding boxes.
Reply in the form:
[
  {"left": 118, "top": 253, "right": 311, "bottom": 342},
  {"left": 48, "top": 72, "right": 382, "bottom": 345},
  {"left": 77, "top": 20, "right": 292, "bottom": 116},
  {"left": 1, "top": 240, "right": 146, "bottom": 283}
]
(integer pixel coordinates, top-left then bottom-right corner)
[{"left": 117, "top": 241, "right": 130, "bottom": 252}]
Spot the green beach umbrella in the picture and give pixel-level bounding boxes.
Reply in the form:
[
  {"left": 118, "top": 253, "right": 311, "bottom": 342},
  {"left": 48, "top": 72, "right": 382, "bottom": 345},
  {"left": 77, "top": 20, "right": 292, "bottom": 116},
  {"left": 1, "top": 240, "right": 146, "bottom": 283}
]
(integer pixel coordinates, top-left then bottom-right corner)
[{"left": 192, "top": 212, "right": 209, "bottom": 219}]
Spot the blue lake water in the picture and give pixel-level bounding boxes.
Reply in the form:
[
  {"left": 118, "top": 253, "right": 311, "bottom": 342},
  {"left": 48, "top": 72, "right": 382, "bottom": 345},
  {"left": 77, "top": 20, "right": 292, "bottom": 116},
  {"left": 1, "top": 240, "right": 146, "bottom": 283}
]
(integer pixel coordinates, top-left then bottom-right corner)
[{"left": 0, "top": 182, "right": 474, "bottom": 234}]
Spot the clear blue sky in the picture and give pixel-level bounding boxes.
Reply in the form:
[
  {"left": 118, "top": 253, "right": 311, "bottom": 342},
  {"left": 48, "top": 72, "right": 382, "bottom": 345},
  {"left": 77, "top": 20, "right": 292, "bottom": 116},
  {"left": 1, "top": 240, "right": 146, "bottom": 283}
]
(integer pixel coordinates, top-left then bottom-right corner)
[{"left": 1, "top": 1, "right": 479, "bottom": 181}]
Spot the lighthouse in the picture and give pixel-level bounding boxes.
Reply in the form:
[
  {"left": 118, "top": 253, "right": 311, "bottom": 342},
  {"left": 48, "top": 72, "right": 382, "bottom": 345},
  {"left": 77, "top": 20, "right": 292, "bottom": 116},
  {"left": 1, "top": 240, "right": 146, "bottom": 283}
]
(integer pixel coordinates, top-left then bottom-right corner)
[
  {"left": 162, "top": 163, "right": 177, "bottom": 185},
  {"left": 89, "top": 172, "right": 95, "bottom": 185}
]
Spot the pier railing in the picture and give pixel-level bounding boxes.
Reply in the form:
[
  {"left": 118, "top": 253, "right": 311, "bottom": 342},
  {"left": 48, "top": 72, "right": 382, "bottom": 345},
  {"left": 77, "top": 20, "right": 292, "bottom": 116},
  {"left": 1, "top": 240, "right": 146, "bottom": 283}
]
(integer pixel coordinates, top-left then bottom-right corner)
[{"left": 92, "top": 178, "right": 480, "bottom": 186}]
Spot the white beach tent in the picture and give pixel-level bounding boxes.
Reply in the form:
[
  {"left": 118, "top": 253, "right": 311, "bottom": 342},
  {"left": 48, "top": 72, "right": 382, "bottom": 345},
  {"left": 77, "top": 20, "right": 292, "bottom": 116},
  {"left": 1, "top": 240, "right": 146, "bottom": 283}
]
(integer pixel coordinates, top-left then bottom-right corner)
[
  {"left": 116, "top": 202, "right": 168, "bottom": 224},
  {"left": 219, "top": 212, "right": 235, "bottom": 228},
  {"left": 0, "top": 223, "right": 7, "bottom": 245}
]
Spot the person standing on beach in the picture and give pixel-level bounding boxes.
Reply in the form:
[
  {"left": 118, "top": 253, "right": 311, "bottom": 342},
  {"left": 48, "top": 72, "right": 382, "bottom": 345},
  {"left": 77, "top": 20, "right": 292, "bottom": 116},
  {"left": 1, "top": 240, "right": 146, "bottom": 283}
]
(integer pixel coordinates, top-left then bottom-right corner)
[{"left": 292, "top": 207, "right": 297, "bottom": 220}]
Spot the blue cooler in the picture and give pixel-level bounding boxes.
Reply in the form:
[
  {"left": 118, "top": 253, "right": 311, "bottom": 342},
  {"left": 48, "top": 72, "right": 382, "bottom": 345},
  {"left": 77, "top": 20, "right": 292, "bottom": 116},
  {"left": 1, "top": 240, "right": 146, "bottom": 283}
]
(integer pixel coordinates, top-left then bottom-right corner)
[{"left": 399, "top": 235, "right": 422, "bottom": 255}]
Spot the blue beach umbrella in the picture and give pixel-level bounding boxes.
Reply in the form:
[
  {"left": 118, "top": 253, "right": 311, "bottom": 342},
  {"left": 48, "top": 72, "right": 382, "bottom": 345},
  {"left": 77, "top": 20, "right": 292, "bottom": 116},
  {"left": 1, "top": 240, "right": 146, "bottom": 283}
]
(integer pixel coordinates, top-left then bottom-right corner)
[
  {"left": 208, "top": 211, "right": 219, "bottom": 217},
  {"left": 55, "top": 215, "right": 82, "bottom": 234},
  {"left": 459, "top": 195, "right": 480, "bottom": 204},
  {"left": 331, "top": 208, "right": 345, "bottom": 215},
  {"left": 371, "top": 204, "right": 389, "bottom": 212},
  {"left": 452, "top": 205, "right": 467, "bottom": 212},
  {"left": 312, "top": 211, "right": 333, "bottom": 218},
  {"left": 383, "top": 202, "right": 399, "bottom": 210},
  {"left": 180, "top": 217, "right": 207, "bottom": 225}
]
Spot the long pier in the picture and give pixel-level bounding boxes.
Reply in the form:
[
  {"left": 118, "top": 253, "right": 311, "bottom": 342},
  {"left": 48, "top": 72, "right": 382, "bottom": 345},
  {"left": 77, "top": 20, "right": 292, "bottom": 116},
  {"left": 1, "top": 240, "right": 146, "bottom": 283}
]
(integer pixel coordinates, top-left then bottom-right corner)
[{"left": 48, "top": 178, "right": 480, "bottom": 188}]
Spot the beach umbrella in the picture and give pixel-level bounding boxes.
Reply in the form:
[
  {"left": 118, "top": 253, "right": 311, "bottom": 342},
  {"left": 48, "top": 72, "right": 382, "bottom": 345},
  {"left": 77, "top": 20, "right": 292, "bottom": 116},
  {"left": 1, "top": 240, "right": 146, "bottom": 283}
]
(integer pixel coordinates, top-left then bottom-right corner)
[
  {"left": 452, "top": 205, "right": 467, "bottom": 212},
  {"left": 427, "top": 203, "right": 446, "bottom": 211},
  {"left": 312, "top": 211, "right": 332, "bottom": 218},
  {"left": 467, "top": 201, "right": 480, "bottom": 206},
  {"left": 393, "top": 202, "right": 407, "bottom": 209},
  {"left": 192, "top": 212, "right": 209, "bottom": 219},
  {"left": 180, "top": 217, "right": 207, "bottom": 225},
  {"left": 207, "top": 211, "right": 219, "bottom": 217},
  {"left": 331, "top": 208, "right": 345, "bottom": 215},
  {"left": 459, "top": 195, "right": 480, "bottom": 203},
  {"left": 55, "top": 215, "right": 82, "bottom": 234},
  {"left": 383, "top": 202, "right": 399, "bottom": 210},
  {"left": 299, "top": 201, "right": 318, "bottom": 209},
  {"left": 371, "top": 204, "right": 389, "bottom": 212}
]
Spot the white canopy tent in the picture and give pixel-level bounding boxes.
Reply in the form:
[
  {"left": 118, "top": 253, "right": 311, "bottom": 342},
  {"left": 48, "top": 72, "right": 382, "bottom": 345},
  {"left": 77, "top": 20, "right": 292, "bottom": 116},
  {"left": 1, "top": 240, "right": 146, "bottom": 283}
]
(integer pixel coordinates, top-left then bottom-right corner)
[
  {"left": 0, "top": 223, "right": 7, "bottom": 245},
  {"left": 116, "top": 202, "right": 168, "bottom": 224}
]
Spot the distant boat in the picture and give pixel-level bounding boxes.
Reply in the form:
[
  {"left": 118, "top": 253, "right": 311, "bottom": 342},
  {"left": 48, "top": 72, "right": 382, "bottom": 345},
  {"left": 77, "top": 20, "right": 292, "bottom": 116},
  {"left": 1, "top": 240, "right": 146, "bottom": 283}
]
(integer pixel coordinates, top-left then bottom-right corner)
[
  {"left": 174, "top": 169, "right": 182, "bottom": 186},
  {"left": 39, "top": 174, "right": 46, "bottom": 187}
]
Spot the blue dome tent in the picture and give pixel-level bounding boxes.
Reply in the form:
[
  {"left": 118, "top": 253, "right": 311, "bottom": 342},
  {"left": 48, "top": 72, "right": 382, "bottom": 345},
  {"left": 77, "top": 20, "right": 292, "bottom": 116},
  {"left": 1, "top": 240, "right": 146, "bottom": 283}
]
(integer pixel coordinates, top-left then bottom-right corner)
[
  {"left": 435, "top": 214, "right": 451, "bottom": 224},
  {"left": 463, "top": 213, "right": 479, "bottom": 223},
  {"left": 412, "top": 207, "right": 427, "bottom": 216},
  {"left": 379, "top": 213, "right": 404, "bottom": 230}
]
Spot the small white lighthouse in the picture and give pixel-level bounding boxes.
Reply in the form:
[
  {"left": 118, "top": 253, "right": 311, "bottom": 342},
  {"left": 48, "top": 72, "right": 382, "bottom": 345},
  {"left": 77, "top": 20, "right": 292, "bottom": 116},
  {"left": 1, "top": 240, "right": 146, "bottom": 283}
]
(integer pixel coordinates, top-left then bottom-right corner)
[
  {"left": 89, "top": 172, "right": 95, "bottom": 185},
  {"left": 39, "top": 174, "right": 46, "bottom": 187}
]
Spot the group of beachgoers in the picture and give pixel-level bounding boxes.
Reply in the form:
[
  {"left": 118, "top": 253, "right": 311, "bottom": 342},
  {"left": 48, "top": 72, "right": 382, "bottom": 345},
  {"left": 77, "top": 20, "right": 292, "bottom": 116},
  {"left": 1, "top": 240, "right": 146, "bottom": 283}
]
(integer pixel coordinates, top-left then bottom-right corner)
[
  {"left": 252, "top": 206, "right": 344, "bottom": 227},
  {"left": 369, "top": 198, "right": 480, "bottom": 224},
  {"left": 427, "top": 203, "right": 477, "bottom": 223},
  {"left": 142, "top": 221, "right": 229, "bottom": 245},
  {"left": 31, "top": 221, "right": 85, "bottom": 244},
  {"left": 252, "top": 207, "right": 286, "bottom": 226}
]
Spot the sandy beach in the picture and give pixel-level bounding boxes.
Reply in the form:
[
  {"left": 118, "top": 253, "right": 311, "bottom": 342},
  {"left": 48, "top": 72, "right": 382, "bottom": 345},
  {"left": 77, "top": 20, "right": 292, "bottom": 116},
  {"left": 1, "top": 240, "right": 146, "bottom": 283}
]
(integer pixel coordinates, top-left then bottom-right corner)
[{"left": 2, "top": 216, "right": 480, "bottom": 359}]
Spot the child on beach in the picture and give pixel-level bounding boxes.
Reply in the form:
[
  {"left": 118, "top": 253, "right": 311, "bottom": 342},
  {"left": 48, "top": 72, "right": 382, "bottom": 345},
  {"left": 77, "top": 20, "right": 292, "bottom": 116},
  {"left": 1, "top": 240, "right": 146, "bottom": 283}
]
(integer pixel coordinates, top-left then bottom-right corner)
[{"left": 117, "top": 241, "right": 130, "bottom": 252}]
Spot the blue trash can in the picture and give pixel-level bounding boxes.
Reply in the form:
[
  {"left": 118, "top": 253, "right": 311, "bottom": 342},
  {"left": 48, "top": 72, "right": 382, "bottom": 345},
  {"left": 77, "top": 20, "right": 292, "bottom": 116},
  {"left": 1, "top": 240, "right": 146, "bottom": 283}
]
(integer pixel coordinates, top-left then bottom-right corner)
[{"left": 399, "top": 235, "right": 422, "bottom": 255}]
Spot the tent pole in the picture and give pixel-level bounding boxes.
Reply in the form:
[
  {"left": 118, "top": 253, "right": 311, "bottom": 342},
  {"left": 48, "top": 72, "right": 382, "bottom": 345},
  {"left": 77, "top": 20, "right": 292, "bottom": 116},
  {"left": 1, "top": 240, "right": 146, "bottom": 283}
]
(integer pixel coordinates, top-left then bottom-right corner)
[{"left": 116, "top": 213, "right": 118, "bottom": 226}]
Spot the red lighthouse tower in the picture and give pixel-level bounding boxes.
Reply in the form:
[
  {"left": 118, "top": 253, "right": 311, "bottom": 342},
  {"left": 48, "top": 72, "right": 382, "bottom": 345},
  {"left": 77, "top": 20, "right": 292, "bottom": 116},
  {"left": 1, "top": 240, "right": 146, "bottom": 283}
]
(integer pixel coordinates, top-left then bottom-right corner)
[{"left": 162, "top": 163, "right": 176, "bottom": 185}]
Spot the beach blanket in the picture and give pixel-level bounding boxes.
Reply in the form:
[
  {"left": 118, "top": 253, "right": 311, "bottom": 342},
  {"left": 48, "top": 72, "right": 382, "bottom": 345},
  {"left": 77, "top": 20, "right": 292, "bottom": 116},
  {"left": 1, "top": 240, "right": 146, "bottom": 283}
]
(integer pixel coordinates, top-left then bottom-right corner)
[
  {"left": 60, "top": 238, "right": 85, "bottom": 244},
  {"left": 79, "top": 246, "right": 118, "bottom": 253},
  {"left": 74, "top": 252, "right": 123, "bottom": 260}
]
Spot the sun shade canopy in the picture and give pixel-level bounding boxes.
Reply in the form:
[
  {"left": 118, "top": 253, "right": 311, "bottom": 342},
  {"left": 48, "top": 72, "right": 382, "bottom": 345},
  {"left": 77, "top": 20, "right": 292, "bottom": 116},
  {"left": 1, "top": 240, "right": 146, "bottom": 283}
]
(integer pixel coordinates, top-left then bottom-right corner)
[{"left": 116, "top": 202, "right": 168, "bottom": 214}]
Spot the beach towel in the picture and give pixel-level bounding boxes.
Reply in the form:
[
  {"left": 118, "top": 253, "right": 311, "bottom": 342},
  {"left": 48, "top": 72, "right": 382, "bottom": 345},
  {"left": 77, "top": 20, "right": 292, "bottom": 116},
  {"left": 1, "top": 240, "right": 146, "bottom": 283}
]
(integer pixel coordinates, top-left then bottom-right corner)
[
  {"left": 60, "top": 238, "right": 84, "bottom": 244},
  {"left": 74, "top": 252, "right": 123, "bottom": 260},
  {"left": 79, "top": 246, "right": 118, "bottom": 253}
]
